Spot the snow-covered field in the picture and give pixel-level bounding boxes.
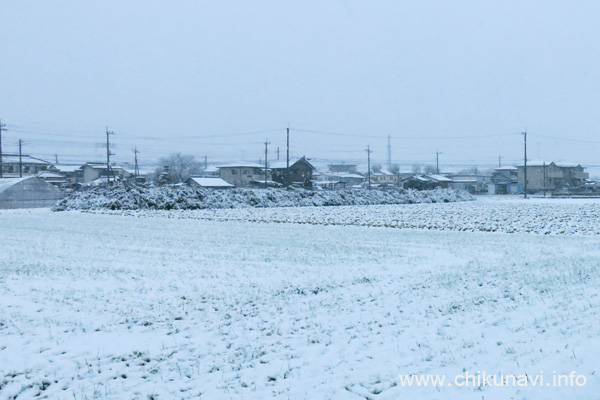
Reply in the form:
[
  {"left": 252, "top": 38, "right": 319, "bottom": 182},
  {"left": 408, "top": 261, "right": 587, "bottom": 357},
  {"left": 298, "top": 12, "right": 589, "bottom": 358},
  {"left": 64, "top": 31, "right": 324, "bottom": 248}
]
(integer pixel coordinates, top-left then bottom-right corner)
[
  {"left": 1, "top": 197, "right": 600, "bottom": 399},
  {"left": 91, "top": 195, "right": 600, "bottom": 236}
]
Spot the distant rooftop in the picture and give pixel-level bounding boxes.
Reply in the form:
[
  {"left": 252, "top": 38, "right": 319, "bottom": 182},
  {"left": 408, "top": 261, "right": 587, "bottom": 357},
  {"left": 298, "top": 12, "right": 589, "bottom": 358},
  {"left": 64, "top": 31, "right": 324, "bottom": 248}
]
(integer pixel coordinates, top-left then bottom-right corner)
[{"left": 217, "top": 163, "right": 265, "bottom": 169}]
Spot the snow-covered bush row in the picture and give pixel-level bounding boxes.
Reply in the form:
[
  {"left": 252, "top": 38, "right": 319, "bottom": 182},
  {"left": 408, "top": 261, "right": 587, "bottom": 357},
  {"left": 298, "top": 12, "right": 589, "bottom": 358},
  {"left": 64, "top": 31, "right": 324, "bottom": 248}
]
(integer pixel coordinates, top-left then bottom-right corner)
[
  {"left": 53, "top": 184, "right": 473, "bottom": 211},
  {"left": 101, "top": 197, "right": 600, "bottom": 235}
]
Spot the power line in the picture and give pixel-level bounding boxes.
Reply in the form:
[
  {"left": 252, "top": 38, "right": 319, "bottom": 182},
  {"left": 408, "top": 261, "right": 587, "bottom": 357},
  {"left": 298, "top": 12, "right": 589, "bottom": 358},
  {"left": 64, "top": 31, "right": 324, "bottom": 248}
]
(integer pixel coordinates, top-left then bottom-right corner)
[{"left": 292, "top": 127, "right": 522, "bottom": 140}]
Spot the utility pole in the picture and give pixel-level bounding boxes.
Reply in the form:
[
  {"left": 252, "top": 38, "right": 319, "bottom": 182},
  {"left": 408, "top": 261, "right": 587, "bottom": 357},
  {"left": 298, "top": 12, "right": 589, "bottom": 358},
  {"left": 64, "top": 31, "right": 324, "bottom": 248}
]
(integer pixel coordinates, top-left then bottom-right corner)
[
  {"left": 18, "top": 139, "right": 23, "bottom": 177},
  {"left": 106, "top": 127, "right": 115, "bottom": 183},
  {"left": 264, "top": 139, "right": 271, "bottom": 188},
  {"left": 204, "top": 155, "right": 208, "bottom": 169},
  {"left": 0, "top": 118, "right": 6, "bottom": 178},
  {"left": 436, "top": 150, "right": 442, "bottom": 174},
  {"left": 365, "top": 145, "right": 373, "bottom": 190},
  {"left": 522, "top": 130, "right": 527, "bottom": 199},
  {"left": 133, "top": 147, "right": 140, "bottom": 177},
  {"left": 55, "top": 153, "right": 59, "bottom": 164},
  {"left": 277, "top": 147, "right": 280, "bottom": 161},
  {"left": 387, "top": 135, "right": 392, "bottom": 169},
  {"left": 286, "top": 126, "right": 290, "bottom": 169},
  {"left": 498, "top": 155, "right": 503, "bottom": 168}
]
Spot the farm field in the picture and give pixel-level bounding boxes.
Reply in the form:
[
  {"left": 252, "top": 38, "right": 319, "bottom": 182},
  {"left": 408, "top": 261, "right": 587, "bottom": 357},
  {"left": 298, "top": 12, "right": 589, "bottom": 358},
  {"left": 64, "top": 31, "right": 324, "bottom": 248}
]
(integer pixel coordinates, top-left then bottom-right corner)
[{"left": 1, "top": 197, "right": 600, "bottom": 399}]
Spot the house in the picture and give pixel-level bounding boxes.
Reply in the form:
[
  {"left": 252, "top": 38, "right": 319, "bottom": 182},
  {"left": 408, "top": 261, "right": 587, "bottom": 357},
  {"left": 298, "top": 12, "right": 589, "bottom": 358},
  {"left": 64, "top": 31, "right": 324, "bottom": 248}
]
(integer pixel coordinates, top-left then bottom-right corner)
[
  {"left": 447, "top": 173, "right": 491, "bottom": 193},
  {"left": 81, "top": 163, "right": 129, "bottom": 183},
  {"left": 321, "top": 172, "right": 365, "bottom": 188},
  {"left": 0, "top": 155, "right": 52, "bottom": 177},
  {"left": 517, "top": 161, "right": 589, "bottom": 193},
  {"left": 313, "top": 180, "right": 346, "bottom": 190},
  {"left": 0, "top": 177, "right": 65, "bottom": 209},
  {"left": 270, "top": 157, "right": 315, "bottom": 187},
  {"left": 370, "top": 169, "right": 396, "bottom": 186},
  {"left": 489, "top": 166, "right": 520, "bottom": 194},
  {"left": 37, "top": 171, "right": 67, "bottom": 186},
  {"left": 187, "top": 176, "right": 234, "bottom": 189},
  {"left": 217, "top": 163, "right": 266, "bottom": 187},
  {"left": 52, "top": 164, "right": 84, "bottom": 181},
  {"left": 405, "top": 174, "right": 452, "bottom": 190}
]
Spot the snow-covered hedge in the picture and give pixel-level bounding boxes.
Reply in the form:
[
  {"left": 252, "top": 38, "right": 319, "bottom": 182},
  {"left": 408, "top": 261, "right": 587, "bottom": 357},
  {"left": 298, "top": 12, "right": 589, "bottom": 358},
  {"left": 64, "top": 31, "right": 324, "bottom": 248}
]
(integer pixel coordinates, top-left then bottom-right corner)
[{"left": 53, "top": 183, "right": 473, "bottom": 211}]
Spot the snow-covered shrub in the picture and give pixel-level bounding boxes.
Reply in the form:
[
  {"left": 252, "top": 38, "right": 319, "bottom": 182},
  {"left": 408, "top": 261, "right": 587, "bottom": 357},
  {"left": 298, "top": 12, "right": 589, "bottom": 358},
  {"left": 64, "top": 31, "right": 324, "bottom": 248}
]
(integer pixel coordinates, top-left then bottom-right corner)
[{"left": 53, "top": 182, "right": 473, "bottom": 211}]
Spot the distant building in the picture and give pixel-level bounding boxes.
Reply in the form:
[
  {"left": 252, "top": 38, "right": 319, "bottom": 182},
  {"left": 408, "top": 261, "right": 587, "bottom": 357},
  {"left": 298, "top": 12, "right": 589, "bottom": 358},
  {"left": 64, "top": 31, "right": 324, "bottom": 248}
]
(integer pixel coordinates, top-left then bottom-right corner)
[
  {"left": 218, "top": 163, "right": 266, "bottom": 187},
  {"left": 52, "top": 164, "right": 84, "bottom": 181},
  {"left": 517, "top": 161, "right": 589, "bottom": 193},
  {"left": 81, "top": 163, "right": 129, "bottom": 183},
  {"left": 328, "top": 163, "right": 357, "bottom": 174},
  {"left": 405, "top": 174, "right": 452, "bottom": 190},
  {"left": 187, "top": 176, "right": 234, "bottom": 189},
  {"left": 447, "top": 174, "right": 490, "bottom": 193},
  {"left": 271, "top": 157, "right": 315, "bottom": 187},
  {"left": 320, "top": 172, "right": 365, "bottom": 188},
  {"left": 0, "top": 177, "right": 65, "bottom": 209},
  {"left": 0, "top": 155, "right": 52, "bottom": 177},
  {"left": 37, "top": 171, "right": 67, "bottom": 187},
  {"left": 489, "top": 166, "right": 520, "bottom": 194},
  {"left": 370, "top": 169, "right": 396, "bottom": 186}
]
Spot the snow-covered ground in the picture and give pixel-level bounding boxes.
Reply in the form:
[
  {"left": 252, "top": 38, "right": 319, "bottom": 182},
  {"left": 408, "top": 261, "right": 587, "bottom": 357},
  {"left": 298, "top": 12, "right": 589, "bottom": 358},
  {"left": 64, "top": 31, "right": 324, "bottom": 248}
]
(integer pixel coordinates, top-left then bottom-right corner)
[{"left": 1, "top": 197, "right": 599, "bottom": 399}]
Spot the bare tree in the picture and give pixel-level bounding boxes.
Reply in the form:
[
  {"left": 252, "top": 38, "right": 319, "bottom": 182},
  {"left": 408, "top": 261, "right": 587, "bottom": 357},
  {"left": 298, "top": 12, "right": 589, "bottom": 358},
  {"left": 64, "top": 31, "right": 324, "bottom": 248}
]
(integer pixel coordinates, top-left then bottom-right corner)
[
  {"left": 423, "top": 164, "right": 437, "bottom": 174},
  {"left": 371, "top": 163, "right": 382, "bottom": 173},
  {"left": 389, "top": 163, "right": 401, "bottom": 187},
  {"left": 458, "top": 166, "right": 480, "bottom": 175},
  {"left": 412, "top": 163, "right": 422, "bottom": 173},
  {"left": 157, "top": 153, "right": 203, "bottom": 183}
]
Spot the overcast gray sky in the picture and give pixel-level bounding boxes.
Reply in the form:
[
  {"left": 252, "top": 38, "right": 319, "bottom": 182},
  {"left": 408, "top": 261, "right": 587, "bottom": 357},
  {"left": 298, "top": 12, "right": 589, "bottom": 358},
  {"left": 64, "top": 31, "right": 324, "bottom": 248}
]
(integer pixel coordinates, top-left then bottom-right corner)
[{"left": 1, "top": 0, "right": 599, "bottom": 173}]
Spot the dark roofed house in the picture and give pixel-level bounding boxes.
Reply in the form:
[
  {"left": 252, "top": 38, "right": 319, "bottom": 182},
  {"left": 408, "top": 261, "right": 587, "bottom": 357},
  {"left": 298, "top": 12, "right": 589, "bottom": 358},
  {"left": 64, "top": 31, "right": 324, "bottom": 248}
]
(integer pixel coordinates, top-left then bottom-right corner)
[{"left": 271, "top": 157, "right": 315, "bottom": 187}]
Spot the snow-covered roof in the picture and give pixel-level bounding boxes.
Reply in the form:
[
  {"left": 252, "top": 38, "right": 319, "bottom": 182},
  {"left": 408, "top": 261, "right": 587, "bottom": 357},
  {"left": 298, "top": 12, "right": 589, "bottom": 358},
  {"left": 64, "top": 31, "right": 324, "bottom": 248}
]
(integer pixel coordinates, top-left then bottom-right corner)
[
  {"left": 522, "top": 160, "right": 554, "bottom": 167},
  {"left": 84, "top": 163, "right": 124, "bottom": 170},
  {"left": 314, "top": 180, "right": 343, "bottom": 185},
  {"left": 53, "top": 164, "right": 82, "bottom": 173},
  {"left": 270, "top": 160, "right": 299, "bottom": 169},
  {"left": 38, "top": 172, "right": 65, "bottom": 179},
  {"left": 0, "top": 155, "right": 51, "bottom": 165},
  {"left": 325, "top": 172, "right": 364, "bottom": 179},
  {"left": 427, "top": 174, "right": 453, "bottom": 182},
  {"left": 0, "top": 177, "right": 31, "bottom": 194},
  {"left": 412, "top": 175, "right": 431, "bottom": 182},
  {"left": 495, "top": 166, "right": 517, "bottom": 171},
  {"left": 555, "top": 161, "right": 582, "bottom": 168},
  {"left": 188, "top": 177, "right": 234, "bottom": 188},
  {"left": 372, "top": 169, "right": 394, "bottom": 176},
  {"left": 520, "top": 160, "right": 584, "bottom": 168},
  {"left": 217, "top": 163, "right": 264, "bottom": 169},
  {"left": 270, "top": 158, "right": 315, "bottom": 170}
]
